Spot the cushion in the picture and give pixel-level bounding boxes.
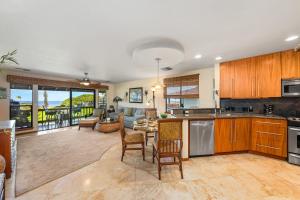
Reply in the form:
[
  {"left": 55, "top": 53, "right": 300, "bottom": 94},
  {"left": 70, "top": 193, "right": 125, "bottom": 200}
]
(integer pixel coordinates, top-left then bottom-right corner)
[
  {"left": 135, "top": 108, "right": 145, "bottom": 116},
  {"left": 124, "top": 107, "right": 134, "bottom": 116},
  {"left": 79, "top": 117, "right": 98, "bottom": 125},
  {"left": 124, "top": 132, "right": 144, "bottom": 143}
]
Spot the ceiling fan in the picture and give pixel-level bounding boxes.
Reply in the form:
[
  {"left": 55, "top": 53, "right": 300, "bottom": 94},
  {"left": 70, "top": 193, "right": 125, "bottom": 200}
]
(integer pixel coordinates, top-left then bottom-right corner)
[{"left": 79, "top": 72, "right": 91, "bottom": 86}]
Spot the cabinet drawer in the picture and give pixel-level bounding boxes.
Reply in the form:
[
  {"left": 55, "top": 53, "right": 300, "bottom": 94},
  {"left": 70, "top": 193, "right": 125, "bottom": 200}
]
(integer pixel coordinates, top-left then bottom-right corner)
[
  {"left": 252, "top": 118, "right": 286, "bottom": 128},
  {"left": 251, "top": 118, "right": 287, "bottom": 157}
]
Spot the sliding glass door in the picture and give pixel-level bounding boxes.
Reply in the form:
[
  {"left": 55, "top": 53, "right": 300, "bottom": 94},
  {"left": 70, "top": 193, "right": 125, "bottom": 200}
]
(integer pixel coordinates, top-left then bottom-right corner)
[
  {"left": 70, "top": 89, "right": 95, "bottom": 125},
  {"left": 10, "top": 84, "right": 33, "bottom": 129},
  {"left": 38, "top": 86, "right": 70, "bottom": 130}
]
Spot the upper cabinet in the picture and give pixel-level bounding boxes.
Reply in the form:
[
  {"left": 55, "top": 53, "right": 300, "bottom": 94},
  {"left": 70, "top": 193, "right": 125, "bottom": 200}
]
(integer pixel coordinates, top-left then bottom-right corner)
[
  {"left": 220, "top": 62, "right": 234, "bottom": 98},
  {"left": 255, "top": 53, "right": 282, "bottom": 98},
  {"left": 220, "top": 52, "right": 282, "bottom": 99},
  {"left": 233, "top": 58, "right": 256, "bottom": 98},
  {"left": 281, "top": 50, "right": 300, "bottom": 79}
]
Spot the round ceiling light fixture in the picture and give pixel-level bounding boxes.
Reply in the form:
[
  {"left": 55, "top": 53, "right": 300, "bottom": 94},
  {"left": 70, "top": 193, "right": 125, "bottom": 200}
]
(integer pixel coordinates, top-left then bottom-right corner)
[
  {"left": 194, "top": 54, "right": 202, "bottom": 59},
  {"left": 285, "top": 35, "right": 299, "bottom": 42},
  {"left": 131, "top": 37, "right": 185, "bottom": 68}
]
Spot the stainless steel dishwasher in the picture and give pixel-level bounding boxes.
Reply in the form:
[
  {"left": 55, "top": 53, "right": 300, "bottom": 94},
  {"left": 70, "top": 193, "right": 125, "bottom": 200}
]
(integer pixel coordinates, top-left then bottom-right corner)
[{"left": 189, "top": 120, "right": 214, "bottom": 156}]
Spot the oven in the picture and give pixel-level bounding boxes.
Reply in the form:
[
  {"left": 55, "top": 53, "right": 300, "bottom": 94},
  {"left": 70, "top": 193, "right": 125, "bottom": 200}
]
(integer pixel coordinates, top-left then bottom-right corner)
[
  {"left": 288, "top": 126, "right": 300, "bottom": 165},
  {"left": 282, "top": 79, "right": 300, "bottom": 97}
]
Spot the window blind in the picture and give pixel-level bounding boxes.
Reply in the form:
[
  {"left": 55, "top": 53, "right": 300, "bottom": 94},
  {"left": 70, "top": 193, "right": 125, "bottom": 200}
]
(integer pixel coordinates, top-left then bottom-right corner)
[{"left": 163, "top": 74, "right": 199, "bottom": 98}]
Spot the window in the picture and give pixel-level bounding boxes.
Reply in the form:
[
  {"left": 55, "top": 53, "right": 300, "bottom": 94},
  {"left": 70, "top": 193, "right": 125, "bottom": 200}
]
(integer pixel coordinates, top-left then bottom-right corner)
[
  {"left": 98, "top": 90, "right": 107, "bottom": 109},
  {"left": 10, "top": 84, "right": 33, "bottom": 129},
  {"left": 164, "top": 74, "right": 199, "bottom": 112},
  {"left": 37, "top": 86, "right": 70, "bottom": 130}
]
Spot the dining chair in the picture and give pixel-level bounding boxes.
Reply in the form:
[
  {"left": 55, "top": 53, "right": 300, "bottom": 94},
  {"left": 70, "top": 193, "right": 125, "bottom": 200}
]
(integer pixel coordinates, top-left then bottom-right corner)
[
  {"left": 152, "top": 118, "right": 183, "bottom": 180},
  {"left": 118, "top": 113, "right": 145, "bottom": 161},
  {"left": 145, "top": 108, "right": 157, "bottom": 145}
]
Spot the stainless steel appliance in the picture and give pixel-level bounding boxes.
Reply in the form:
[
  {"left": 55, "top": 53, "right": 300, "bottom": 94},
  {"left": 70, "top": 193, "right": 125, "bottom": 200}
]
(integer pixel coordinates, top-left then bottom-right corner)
[
  {"left": 189, "top": 120, "right": 214, "bottom": 156},
  {"left": 282, "top": 79, "right": 300, "bottom": 97},
  {"left": 288, "top": 117, "right": 300, "bottom": 165}
]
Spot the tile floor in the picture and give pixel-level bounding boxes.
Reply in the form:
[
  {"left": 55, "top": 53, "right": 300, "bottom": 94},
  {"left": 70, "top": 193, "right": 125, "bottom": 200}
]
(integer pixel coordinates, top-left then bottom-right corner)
[{"left": 5, "top": 135, "right": 300, "bottom": 200}]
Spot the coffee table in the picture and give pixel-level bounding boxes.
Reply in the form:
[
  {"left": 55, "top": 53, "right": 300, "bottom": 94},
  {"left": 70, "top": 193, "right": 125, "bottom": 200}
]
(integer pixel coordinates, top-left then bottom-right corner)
[{"left": 98, "top": 120, "right": 120, "bottom": 133}]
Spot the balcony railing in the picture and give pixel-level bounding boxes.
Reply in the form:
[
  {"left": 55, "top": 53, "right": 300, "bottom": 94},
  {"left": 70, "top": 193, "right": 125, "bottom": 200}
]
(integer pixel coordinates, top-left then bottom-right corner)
[
  {"left": 10, "top": 104, "right": 33, "bottom": 129},
  {"left": 38, "top": 106, "right": 94, "bottom": 131}
]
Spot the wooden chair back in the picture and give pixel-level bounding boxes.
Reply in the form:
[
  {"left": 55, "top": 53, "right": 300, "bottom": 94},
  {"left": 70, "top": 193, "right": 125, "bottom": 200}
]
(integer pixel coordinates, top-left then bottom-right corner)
[
  {"left": 157, "top": 119, "right": 183, "bottom": 154},
  {"left": 118, "top": 113, "right": 126, "bottom": 140},
  {"left": 145, "top": 108, "right": 157, "bottom": 120}
]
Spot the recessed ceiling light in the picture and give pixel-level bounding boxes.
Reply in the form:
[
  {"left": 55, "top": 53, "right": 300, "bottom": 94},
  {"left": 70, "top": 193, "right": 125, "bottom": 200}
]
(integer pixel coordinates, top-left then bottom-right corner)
[
  {"left": 215, "top": 56, "right": 222, "bottom": 61},
  {"left": 194, "top": 54, "right": 202, "bottom": 59},
  {"left": 285, "top": 35, "right": 299, "bottom": 42}
]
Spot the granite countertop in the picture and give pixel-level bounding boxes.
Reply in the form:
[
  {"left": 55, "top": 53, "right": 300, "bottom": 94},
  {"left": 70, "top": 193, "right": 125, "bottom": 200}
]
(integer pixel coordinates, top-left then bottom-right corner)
[
  {"left": 0, "top": 120, "right": 16, "bottom": 130},
  {"left": 174, "top": 113, "right": 286, "bottom": 120}
]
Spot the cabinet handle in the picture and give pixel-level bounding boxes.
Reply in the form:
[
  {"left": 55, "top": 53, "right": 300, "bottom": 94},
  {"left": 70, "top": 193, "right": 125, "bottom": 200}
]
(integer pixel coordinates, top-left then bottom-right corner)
[
  {"left": 232, "top": 78, "right": 234, "bottom": 97},
  {"left": 257, "top": 81, "right": 260, "bottom": 97},
  {"left": 231, "top": 120, "right": 234, "bottom": 143},
  {"left": 255, "top": 121, "right": 282, "bottom": 125},
  {"left": 256, "top": 144, "right": 280, "bottom": 150},
  {"left": 252, "top": 79, "right": 254, "bottom": 97},
  {"left": 256, "top": 131, "right": 283, "bottom": 136},
  {"left": 234, "top": 123, "right": 237, "bottom": 143}
]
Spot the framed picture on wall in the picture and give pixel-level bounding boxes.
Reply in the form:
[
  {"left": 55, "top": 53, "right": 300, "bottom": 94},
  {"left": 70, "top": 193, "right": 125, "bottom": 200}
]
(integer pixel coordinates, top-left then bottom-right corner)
[
  {"left": 129, "top": 87, "right": 143, "bottom": 103},
  {"left": 0, "top": 87, "right": 7, "bottom": 99}
]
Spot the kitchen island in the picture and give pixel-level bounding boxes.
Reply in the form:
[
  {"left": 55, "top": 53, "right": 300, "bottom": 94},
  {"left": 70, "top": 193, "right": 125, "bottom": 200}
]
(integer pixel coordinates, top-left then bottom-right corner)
[{"left": 174, "top": 113, "right": 287, "bottom": 160}]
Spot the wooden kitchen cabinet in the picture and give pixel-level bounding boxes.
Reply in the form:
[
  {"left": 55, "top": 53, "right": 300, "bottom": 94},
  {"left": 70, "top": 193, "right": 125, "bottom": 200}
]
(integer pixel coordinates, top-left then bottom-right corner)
[
  {"left": 233, "top": 58, "right": 256, "bottom": 99},
  {"left": 215, "top": 118, "right": 251, "bottom": 153},
  {"left": 251, "top": 118, "right": 287, "bottom": 158},
  {"left": 255, "top": 53, "right": 282, "bottom": 98},
  {"left": 219, "top": 52, "right": 282, "bottom": 99},
  {"left": 220, "top": 62, "right": 234, "bottom": 98},
  {"left": 281, "top": 49, "right": 300, "bottom": 79},
  {"left": 0, "top": 120, "right": 16, "bottom": 179},
  {"left": 215, "top": 119, "right": 233, "bottom": 153},
  {"left": 233, "top": 118, "right": 251, "bottom": 151}
]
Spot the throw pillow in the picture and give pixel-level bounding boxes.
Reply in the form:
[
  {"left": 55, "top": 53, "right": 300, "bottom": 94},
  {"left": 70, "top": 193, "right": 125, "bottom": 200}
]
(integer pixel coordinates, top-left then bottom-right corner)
[
  {"left": 135, "top": 109, "right": 145, "bottom": 116},
  {"left": 124, "top": 107, "right": 133, "bottom": 116}
]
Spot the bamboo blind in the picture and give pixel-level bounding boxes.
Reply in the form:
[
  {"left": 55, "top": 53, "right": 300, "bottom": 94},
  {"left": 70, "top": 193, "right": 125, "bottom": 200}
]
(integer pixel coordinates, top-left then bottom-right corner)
[{"left": 163, "top": 74, "right": 199, "bottom": 98}]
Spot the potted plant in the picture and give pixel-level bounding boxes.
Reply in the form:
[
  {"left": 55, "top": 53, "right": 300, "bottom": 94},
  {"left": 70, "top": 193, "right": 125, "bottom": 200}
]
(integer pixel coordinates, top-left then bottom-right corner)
[
  {"left": 0, "top": 50, "right": 18, "bottom": 65},
  {"left": 113, "top": 96, "right": 123, "bottom": 110},
  {"left": 160, "top": 113, "right": 168, "bottom": 119}
]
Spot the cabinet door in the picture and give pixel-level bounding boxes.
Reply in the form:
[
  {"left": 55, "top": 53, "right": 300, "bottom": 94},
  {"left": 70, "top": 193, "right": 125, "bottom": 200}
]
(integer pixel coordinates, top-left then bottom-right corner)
[
  {"left": 255, "top": 53, "right": 282, "bottom": 97},
  {"left": 220, "top": 62, "right": 234, "bottom": 98},
  {"left": 233, "top": 58, "right": 256, "bottom": 98},
  {"left": 251, "top": 118, "right": 287, "bottom": 157},
  {"left": 233, "top": 118, "right": 251, "bottom": 151},
  {"left": 214, "top": 119, "right": 233, "bottom": 153},
  {"left": 281, "top": 50, "right": 300, "bottom": 79}
]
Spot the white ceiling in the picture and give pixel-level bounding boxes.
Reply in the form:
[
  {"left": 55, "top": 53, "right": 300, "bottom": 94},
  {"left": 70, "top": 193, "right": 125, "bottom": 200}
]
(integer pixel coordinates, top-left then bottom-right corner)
[{"left": 0, "top": 0, "right": 300, "bottom": 83}]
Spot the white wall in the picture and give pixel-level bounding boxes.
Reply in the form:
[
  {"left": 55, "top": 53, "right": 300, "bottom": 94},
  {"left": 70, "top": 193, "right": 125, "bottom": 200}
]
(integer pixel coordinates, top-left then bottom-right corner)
[
  {"left": 214, "top": 63, "right": 220, "bottom": 108},
  {"left": 114, "top": 67, "right": 216, "bottom": 113}
]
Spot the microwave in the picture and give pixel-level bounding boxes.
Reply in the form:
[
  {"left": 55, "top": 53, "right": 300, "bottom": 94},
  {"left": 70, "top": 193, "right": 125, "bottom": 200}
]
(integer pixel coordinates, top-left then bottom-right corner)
[{"left": 282, "top": 79, "right": 300, "bottom": 97}]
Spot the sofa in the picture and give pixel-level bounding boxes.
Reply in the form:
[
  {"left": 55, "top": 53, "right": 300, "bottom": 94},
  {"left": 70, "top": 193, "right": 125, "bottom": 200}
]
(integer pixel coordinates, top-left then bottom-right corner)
[{"left": 108, "top": 107, "right": 146, "bottom": 128}]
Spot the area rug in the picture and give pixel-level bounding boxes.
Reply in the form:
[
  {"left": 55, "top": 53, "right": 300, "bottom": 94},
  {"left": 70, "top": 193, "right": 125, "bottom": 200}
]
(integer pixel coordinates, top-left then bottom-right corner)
[{"left": 15, "top": 128, "right": 119, "bottom": 196}]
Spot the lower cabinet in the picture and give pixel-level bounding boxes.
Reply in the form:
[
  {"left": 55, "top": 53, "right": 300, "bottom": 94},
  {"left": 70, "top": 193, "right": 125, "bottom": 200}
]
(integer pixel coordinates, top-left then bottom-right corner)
[
  {"left": 215, "top": 118, "right": 251, "bottom": 153},
  {"left": 251, "top": 118, "right": 287, "bottom": 158}
]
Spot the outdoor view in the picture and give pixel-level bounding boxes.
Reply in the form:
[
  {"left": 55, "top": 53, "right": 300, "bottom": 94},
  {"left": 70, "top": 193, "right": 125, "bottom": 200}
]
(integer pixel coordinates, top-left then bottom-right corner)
[
  {"left": 10, "top": 87, "right": 33, "bottom": 129},
  {"left": 10, "top": 87, "right": 96, "bottom": 130}
]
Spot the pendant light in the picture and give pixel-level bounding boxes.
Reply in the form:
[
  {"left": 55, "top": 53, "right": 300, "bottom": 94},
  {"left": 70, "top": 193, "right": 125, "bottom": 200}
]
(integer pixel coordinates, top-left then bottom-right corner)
[{"left": 152, "top": 58, "right": 164, "bottom": 91}]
